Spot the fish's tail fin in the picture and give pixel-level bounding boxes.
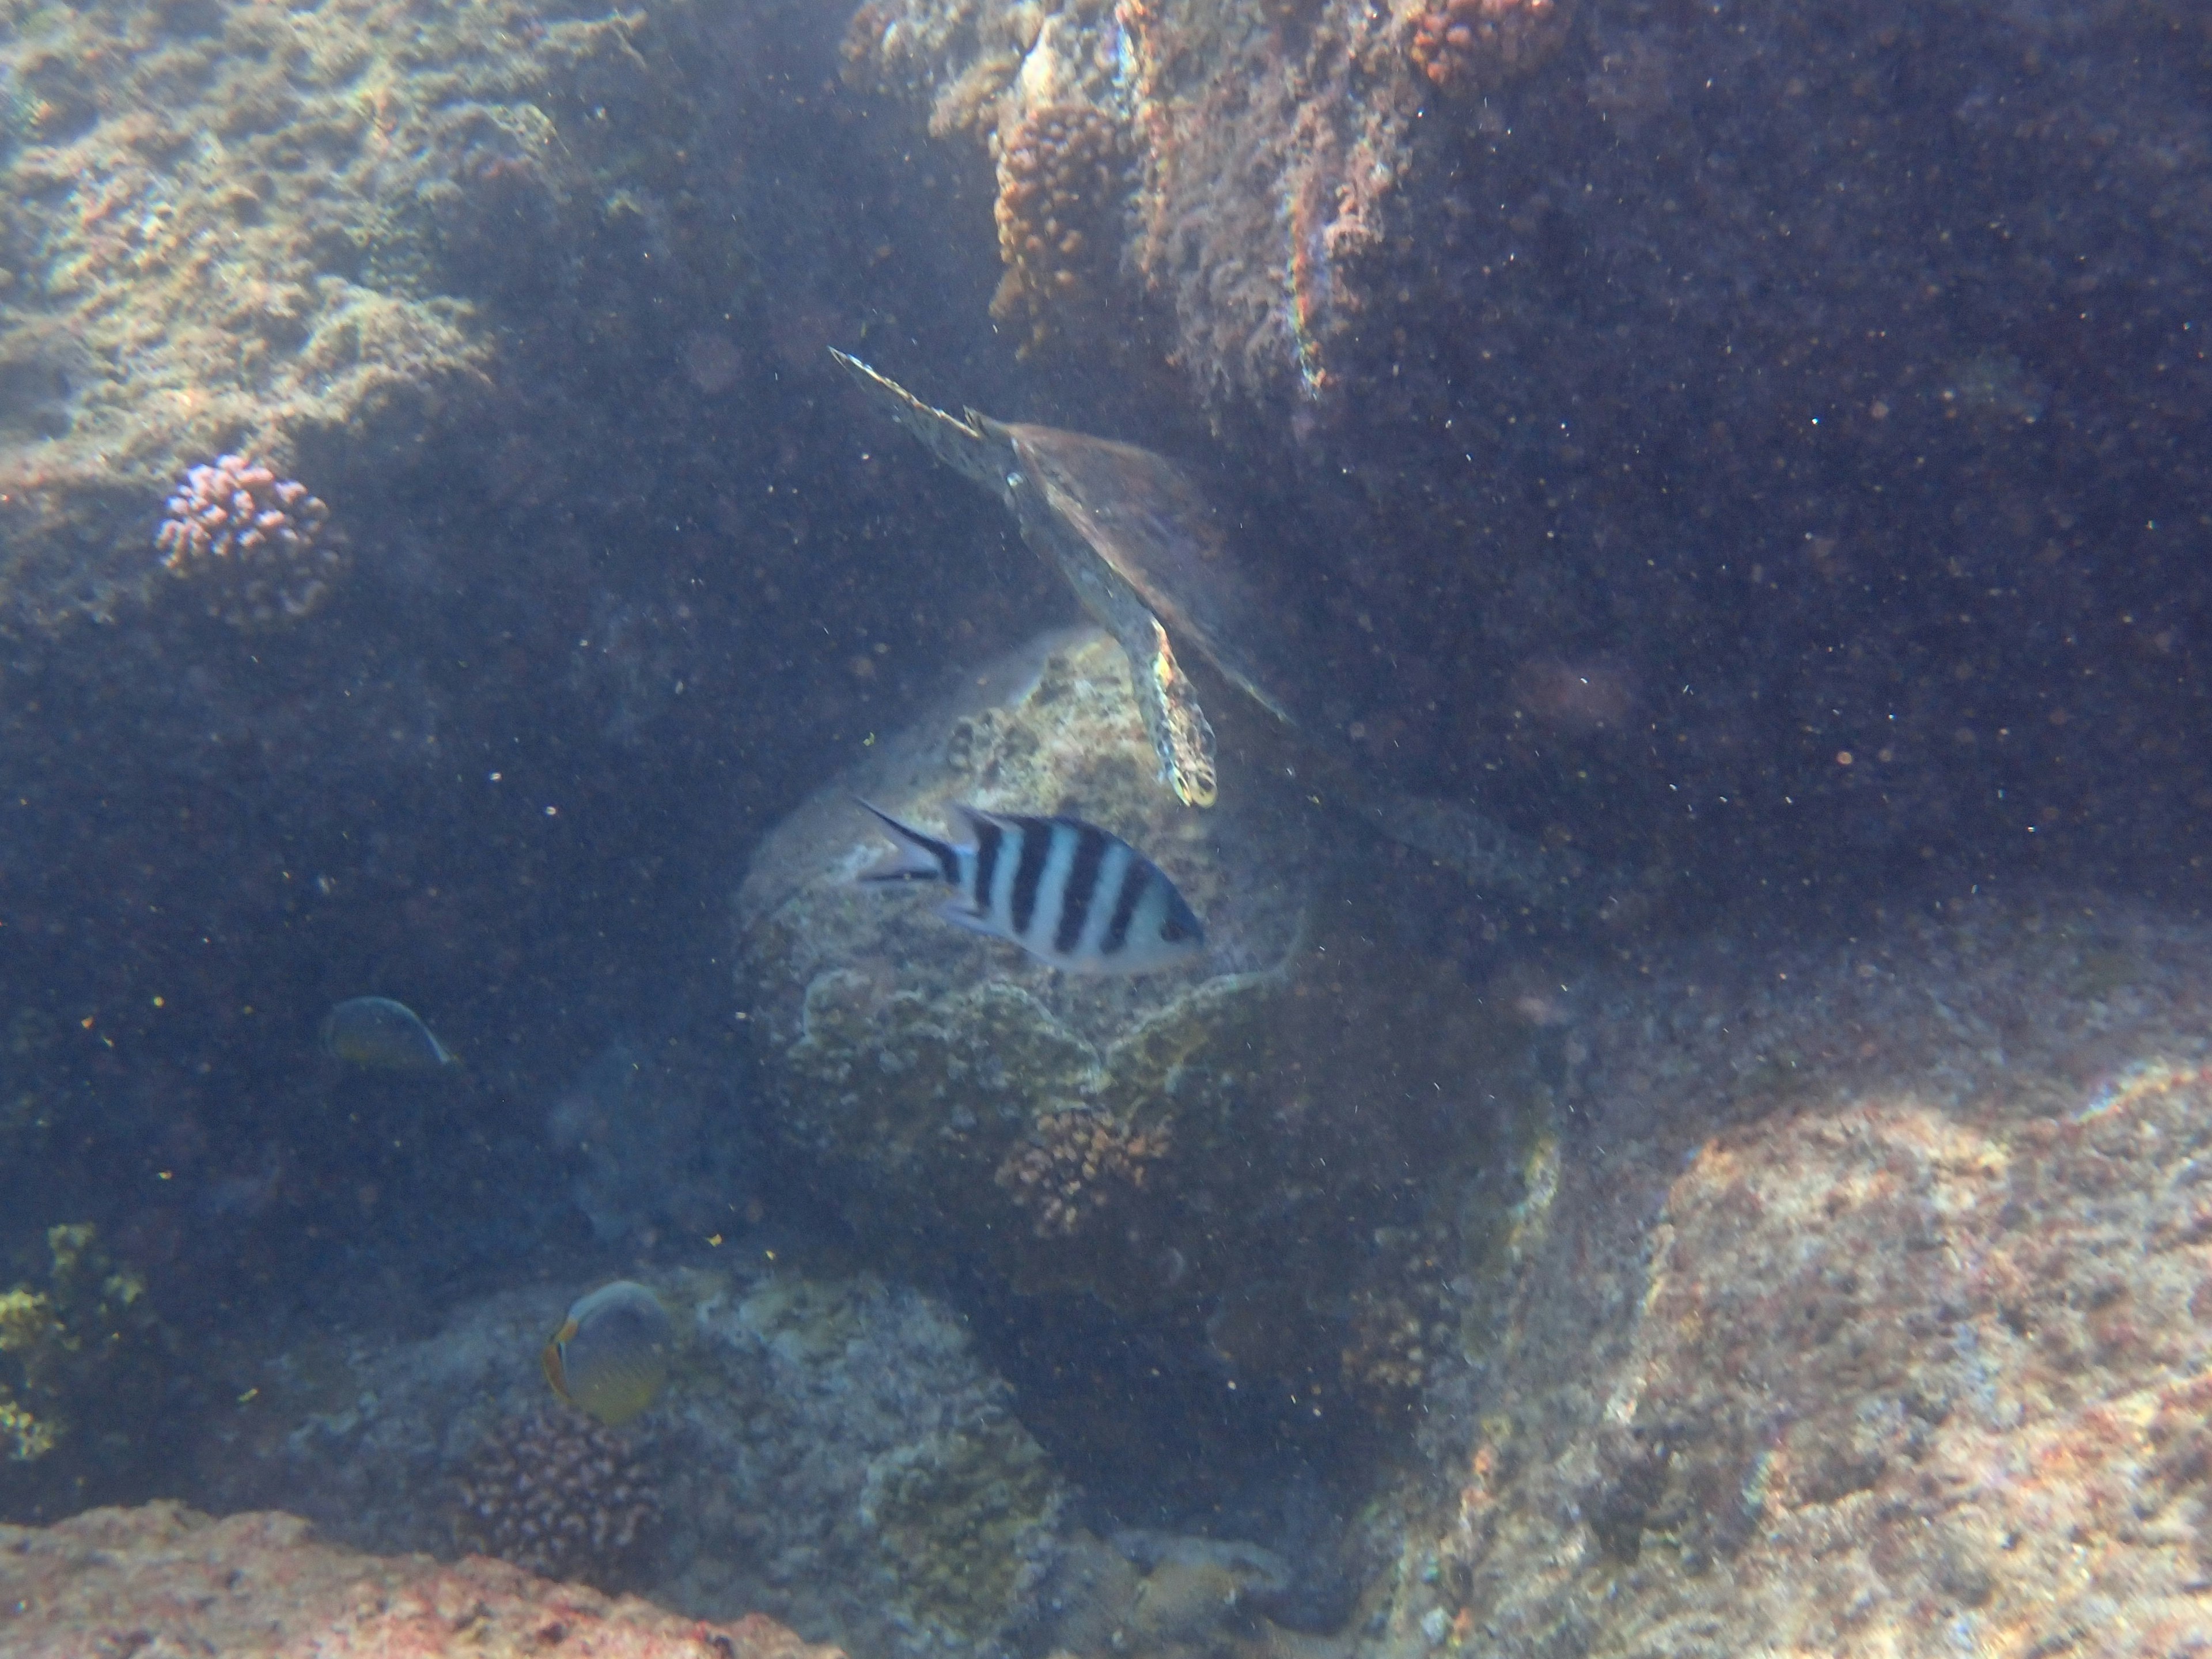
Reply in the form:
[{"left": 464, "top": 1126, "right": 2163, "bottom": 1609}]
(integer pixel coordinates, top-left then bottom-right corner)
[{"left": 856, "top": 799, "right": 960, "bottom": 887}]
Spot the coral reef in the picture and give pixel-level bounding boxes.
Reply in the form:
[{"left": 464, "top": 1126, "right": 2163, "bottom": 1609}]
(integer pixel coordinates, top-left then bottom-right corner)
[
  {"left": 0, "top": 0, "right": 756, "bottom": 630},
  {"left": 990, "top": 103, "right": 1128, "bottom": 354},
  {"left": 154, "top": 453, "right": 340, "bottom": 628},
  {"left": 994, "top": 1105, "right": 1171, "bottom": 1237},
  {"left": 452, "top": 1404, "right": 661, "bottom": 1589},
  {"left": 1407, "top": 0, "right": 1567, "bottom": 94},
  {"left": 1339, "top": 1221, "right": 1463, "bottom": 1404},
  {"left": 197, "top": 1270, "right": 1069, "bottom": 1659},
  {"left": 0, "top": 1501, "right": 835, "bottom": 1659},
  {"left": 844, "top": 0, "right": 1474, "bottom": 404}
]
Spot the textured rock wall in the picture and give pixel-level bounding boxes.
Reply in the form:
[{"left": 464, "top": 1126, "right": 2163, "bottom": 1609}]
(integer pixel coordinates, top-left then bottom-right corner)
[{"left": 1354, "top": 898, "right": 2212, "bottom": 1659}]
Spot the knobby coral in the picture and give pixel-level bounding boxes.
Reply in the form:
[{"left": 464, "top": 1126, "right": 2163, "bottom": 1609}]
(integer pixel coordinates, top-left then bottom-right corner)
[
  {"left": 1408, "top": 0, "right": 1569, "bottom": 94},
  {"left": 450, "top": 1405, "right": 661, "bottom": 1589},
  {"left": 154, "top": 453, "right": 342, "bottom": 627},
  {"left": 1341, "top": 1221, "right": 1466, "bottom": 1406},
  {"left": 995, "top": 1106, "right": 1171, "bottom": 1237},
  {"left": 990, "top": 104, "right": 1128, "bottom": 355}
]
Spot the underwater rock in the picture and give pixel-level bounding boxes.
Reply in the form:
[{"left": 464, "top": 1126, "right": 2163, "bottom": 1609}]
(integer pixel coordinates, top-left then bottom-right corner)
[
  {"left": 0, "top": 0, "right": 754, "bottom": 631},
  {"left": 843, "top": 0, "right": 1574, "bottom": 405},
  {"left": 194, "top": 1266, "right": 1067, "bottom": 1659},
  {"left": 736, "top": 623, "right": 1581, "bottom": 1438},
  {"left": 1362, "top": 899, "right": 2212, "bottom": 1659},
  {"left": 737, "top": 625, "right": 1322, "bottom": 1311},
  {"left": 0, "top": 1500, "right": 834, "bottom": 1659},
  {"left": 662, "top": 1267, "right": 1067, "bottom": 1659}
]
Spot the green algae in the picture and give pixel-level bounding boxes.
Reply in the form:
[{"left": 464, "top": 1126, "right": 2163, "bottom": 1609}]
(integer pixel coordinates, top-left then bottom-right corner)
[
  {"left": 0, "top": 1223, "right": 183, "bottom": 1511},
  {"left": 861, "top": 1421, "right": 1060, "bottom": 1643}
]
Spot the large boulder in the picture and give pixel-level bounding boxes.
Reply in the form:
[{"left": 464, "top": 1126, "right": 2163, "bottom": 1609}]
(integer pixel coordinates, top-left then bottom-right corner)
[
  {"left": 734, "top": 623, "right": 1562, "bottom": 1422},
  {"left": 195, "top": 1267, "right": 1069, "bottom": 1659},
  {"left": 1357, "top": 899, "right": 2212, "bottom": 1659}
]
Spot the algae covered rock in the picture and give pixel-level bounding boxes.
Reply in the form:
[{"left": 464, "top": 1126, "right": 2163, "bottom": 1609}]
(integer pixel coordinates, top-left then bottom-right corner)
[
  {"left": 736, "top": 622, "right": 1560, "bottom": 1425},
  {"left": 195, "top": 1264, "right": 1067, "bottom": 1659},
  {"left": 0, "top": 1224, "right": 190, "bottom": 1522},
  {"left": 672, "top": 1270, "right": 1065, "bottom": 1659},
  {"left": 737, "top": 625, "right": 1321, "bottom": 1313},
  {"left": 1361, "top": 901, "right": 2212, "bottom": 1659}
]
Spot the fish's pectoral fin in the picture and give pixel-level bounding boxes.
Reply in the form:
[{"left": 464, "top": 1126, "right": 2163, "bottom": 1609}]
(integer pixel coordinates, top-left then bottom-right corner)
[{"left": 541, "top": 1325, "right": 576, "bottom": 1403}]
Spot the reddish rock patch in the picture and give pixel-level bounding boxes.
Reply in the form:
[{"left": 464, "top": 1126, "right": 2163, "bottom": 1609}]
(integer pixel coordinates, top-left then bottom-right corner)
[{"left": 0, "top": 1501, "right": 839, "bottom": 1659}]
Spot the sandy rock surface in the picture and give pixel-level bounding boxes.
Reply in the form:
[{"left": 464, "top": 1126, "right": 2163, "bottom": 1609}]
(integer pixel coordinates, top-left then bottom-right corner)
[
  {"left": 0, "top": 1499, "right": 838, "bottom": 1659},
  {"left": 1359, "top": 899, "right": 2212, "bottom": 1659}
]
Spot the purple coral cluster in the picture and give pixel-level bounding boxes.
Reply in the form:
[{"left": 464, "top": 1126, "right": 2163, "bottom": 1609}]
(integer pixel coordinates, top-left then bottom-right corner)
[
  {"left": 153, "top": 453, "right": 341, "bottom": 627},
  {"left": 450, "top": 1405, "right": 660, "bottom": 1589}
]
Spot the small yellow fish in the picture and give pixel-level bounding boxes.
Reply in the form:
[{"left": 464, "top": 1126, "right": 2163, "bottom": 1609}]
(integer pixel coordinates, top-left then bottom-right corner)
[
  {"left": 321, "top": 997, "right": 457, "bottom": 1072},
  {"left": 541, "top": 1280, "right": 672, "bottom": 1426}
]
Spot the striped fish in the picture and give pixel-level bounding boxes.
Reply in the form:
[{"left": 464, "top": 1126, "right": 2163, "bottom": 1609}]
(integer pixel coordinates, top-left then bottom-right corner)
[{"left": 858, "top": 801, "right": 1205, "bottom": 975}]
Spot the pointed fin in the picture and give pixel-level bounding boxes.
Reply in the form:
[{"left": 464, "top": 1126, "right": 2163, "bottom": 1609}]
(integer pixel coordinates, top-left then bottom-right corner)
[
  {"left": 947, "top": 802, "right": 1008, "bottom": 841},
  {"left": 828, "top": 350, "right": 1003, "bottom": 493},
  {"left": 855, "top": 798, "right": 960, "bottom": 885}
]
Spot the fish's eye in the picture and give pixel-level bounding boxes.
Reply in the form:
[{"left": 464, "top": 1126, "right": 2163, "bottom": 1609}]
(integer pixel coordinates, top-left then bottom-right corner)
[{"left": 1160, "top": 915, "right": 1192, "bottom": 942}]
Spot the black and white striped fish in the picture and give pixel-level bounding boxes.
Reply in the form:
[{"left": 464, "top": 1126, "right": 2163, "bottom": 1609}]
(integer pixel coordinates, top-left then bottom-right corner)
[{"left": 858, "top": 801, "right": 1205, "bottom": 975}]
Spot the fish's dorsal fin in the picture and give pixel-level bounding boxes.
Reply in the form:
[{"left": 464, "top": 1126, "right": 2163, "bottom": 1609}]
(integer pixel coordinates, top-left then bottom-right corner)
[
  {"left": 855, "top": 798, "right": 961, "bottom": 886},
  {"left": 948, "top": 802, "right": 1012, "bottom": 842}
]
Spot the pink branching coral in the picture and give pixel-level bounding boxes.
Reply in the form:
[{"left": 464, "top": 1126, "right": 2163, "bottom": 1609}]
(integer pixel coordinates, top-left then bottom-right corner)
[
  {"left": 154, "top": 453, "right": 342, "bottom": 627},
  {"left": 994, "top": 1107, "right": 1170, "bottom": 1237},
  {"left": 1409, "top": 0, "right": 1569, "bottom": 94}
]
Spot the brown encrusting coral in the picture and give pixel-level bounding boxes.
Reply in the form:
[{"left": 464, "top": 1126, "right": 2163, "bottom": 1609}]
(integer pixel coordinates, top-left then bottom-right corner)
[
  {"left": 1407, "top": 0, "right": 1568, "bottom": 94},
  {"left": 995, "top": 1105, "right": 1171, "bottom": 1237},
  {"left": 154, "top": 453, "right": 340, "bottom": 628},
  {"left": 451, "top": 1405, "right": 660, "bottom": 1589},
  {"left": 1340, "top": 1222, "right": 1463, "bottom": 1404},
  {"left": 990, "top": 104, "right": 1128, "bottom": 355}
]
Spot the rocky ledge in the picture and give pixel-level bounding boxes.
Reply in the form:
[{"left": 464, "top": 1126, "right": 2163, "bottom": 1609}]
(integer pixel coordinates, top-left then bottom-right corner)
[{"left": 0, "top": 1500, "right": 837, "bottom": 1659}]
